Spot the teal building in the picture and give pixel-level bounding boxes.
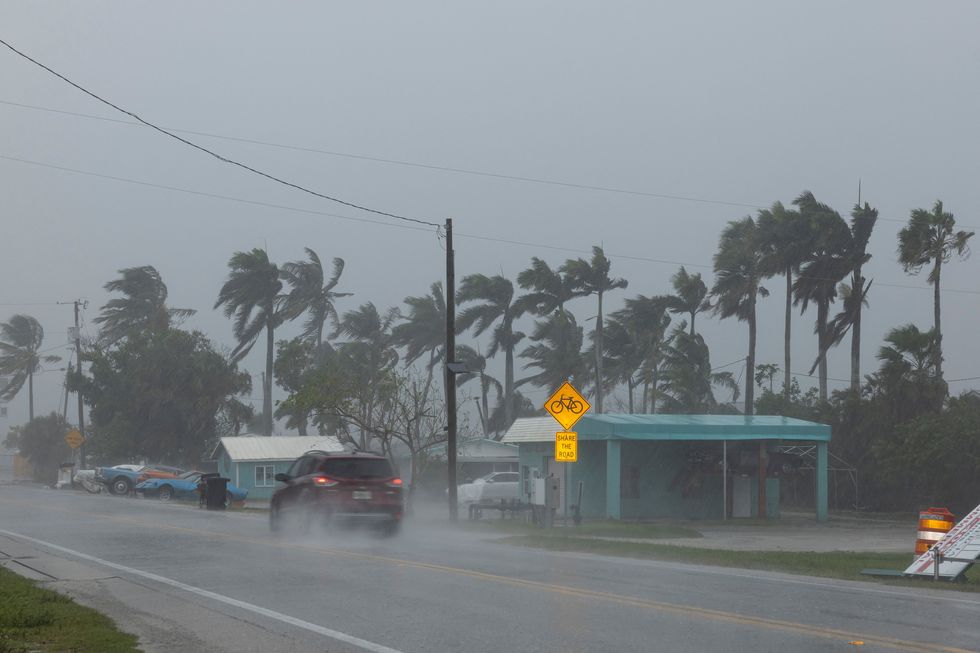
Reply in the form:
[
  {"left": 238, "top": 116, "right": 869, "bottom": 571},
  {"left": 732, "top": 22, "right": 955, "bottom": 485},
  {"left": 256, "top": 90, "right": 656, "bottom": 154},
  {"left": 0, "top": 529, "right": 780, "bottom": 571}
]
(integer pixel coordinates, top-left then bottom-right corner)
[{"left": 502, "top": 414, "right": 831, "bottom": 522}]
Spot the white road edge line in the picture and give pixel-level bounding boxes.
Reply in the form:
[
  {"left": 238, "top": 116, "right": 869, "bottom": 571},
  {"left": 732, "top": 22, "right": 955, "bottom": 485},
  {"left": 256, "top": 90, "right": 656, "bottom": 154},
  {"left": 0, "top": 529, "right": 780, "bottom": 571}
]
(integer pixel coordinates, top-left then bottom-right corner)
[{"left": 0, "top": 529, "right": 404, "bottom": 653}]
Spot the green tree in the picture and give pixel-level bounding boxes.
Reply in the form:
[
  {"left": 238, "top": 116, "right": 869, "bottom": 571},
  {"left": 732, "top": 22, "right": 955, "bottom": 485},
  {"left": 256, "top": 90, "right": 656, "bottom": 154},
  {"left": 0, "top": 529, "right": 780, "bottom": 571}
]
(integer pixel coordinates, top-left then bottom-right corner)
[
  {"left": 897, "top": 199, "right": 974, "bottom": 378},
  {"left": 519, "top": 311, "right": 590, "bottom": 393},
  {"left": 0, "top": 315, "right": 60, "bottom": 421},
  {"left": 273, "top": 338, "right": 331, "bottom": 435},
  {"left": 563, "top": 246, "right": 627, "bottom": 413},
  {"left": 4, "top": 413, "right": 71, "bottom": 483},
  {"left": 516, "top": 257, "right": 582, "bottom": 316},
  {"left": 604, "top": 296, "right": 671, "bottom": 414},
  {"left": 457, "top": 274, "right": 525, "bottom": 428},
  {"left": 792, "top": 192, "right": 852, "bottom": 402},
  {"left": 94, "top": 266, "right": 196, "bottom": 345},
  {"left": 214, "top": 248, "right": 282, "bottom": 436},
  {"left": 664, "top": 266, "right": 710, "bottom": 337},
  {"left": 658, "top": 324, "right": 738, "bottom": 413},
  {"left": 712, "top": 216, "right": 767, "bottom": 415},
  {"left": 391, "top": 282, "right": 448, "bottom": 404},
  {"left": 76, "top": 330, "right": 252, "bottom": 465},
  {"left": 280, "top": 249, "right": 351, "bottom": 347},
  {"left": 757, "top": 201, "right": 809, "bottom": 399},
  {"left": 454, "top": 344, "right": 502, "bottom": 438}
]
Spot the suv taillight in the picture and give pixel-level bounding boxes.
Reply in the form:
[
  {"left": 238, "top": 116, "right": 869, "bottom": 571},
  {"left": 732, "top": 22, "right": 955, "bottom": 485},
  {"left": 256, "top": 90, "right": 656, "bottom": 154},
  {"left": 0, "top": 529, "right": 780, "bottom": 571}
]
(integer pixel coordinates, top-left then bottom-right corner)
[
  {"left": 386, "top": 478, "right": 403, "bottom": 488},
  {"left": 314, "top": 476, "right": 338, "bottom": 487}
]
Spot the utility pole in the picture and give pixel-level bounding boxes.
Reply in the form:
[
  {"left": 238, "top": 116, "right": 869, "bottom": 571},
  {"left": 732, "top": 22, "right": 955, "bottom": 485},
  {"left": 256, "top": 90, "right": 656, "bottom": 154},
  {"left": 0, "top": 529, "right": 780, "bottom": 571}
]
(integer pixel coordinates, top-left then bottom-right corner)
[
  {"left": 445, "top": 218, "right": 458, "bottom": 522},
  {"left": 73, "top": 300, "right": 86, "bottom": 468}
]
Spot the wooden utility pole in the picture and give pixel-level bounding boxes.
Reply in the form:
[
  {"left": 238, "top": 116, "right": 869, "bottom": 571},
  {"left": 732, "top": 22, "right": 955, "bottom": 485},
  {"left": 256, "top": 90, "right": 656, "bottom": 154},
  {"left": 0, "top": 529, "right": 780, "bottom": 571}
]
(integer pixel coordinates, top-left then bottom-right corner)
[
  {"left": 73, "top": 300, "right": 86, "bottom": 468},
  {"left": 445, "top": 218, "right": 458, "bottom": 522}
]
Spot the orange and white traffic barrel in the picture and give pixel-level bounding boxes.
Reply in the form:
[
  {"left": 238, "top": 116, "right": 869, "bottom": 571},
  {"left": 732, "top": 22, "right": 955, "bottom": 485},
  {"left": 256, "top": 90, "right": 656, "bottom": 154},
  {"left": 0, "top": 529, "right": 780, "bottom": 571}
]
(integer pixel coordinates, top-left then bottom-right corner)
[{"left": 915, "top": 507, "right": 955, "bottom": 555}]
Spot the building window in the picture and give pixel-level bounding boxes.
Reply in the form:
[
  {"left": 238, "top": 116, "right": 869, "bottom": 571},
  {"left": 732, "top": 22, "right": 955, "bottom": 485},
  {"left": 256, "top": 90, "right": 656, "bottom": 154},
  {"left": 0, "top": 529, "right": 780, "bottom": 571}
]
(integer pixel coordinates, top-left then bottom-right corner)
[{"left": 255, "top": 465, "right": 276, "bottom": 487}]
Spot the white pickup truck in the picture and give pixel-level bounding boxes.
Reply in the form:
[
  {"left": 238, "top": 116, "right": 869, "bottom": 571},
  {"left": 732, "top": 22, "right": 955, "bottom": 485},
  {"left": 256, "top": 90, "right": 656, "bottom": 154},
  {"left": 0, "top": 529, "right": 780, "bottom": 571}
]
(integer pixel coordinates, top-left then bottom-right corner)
[{"left": 456, "top": 471, "right": 520, "bottom": 506}]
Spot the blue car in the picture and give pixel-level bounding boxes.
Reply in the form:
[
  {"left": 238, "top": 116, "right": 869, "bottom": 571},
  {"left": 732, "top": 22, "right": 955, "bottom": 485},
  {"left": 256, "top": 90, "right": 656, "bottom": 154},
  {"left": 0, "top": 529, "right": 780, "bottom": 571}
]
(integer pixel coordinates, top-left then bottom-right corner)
[{"left": 135, "top": 471, "right": 248, "bottom": 507}]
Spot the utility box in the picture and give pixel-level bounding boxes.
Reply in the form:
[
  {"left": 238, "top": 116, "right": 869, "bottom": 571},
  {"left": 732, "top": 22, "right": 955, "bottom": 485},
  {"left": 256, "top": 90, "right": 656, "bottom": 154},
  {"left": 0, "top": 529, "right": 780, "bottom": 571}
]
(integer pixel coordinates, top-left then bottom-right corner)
[
  {"left": 545, "top": 476, "right": 560, "bottom": 510},
  {"left": 532, "top": 477, "right": 546, "bottom": 505},
  {"left": 205, "top": 476, "right": 229, "bottom": 511}
]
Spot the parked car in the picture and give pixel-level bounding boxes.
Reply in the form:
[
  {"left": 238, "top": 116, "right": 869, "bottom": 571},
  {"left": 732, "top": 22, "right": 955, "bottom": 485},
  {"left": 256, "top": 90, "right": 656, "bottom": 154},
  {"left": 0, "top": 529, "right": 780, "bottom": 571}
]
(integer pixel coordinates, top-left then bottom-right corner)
[
  {"left": 456, "top": 471, "right": 520, "bottom": 507},
  {"left": 270, "top": 450, "right": 403, "bottom": 536},
  {"left": 135, "top": 471, "right": 247, "bottom": 506},
  {"left": 95, "top": 464, "right": 184, "bottom": 495}
]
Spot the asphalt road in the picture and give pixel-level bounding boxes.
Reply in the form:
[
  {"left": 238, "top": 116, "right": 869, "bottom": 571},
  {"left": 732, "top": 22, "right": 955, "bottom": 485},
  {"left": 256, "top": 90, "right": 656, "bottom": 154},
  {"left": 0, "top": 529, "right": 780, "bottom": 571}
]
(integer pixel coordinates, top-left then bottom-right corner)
[{"left": 1, "top": 485, "right": 978, "bottom": 653}]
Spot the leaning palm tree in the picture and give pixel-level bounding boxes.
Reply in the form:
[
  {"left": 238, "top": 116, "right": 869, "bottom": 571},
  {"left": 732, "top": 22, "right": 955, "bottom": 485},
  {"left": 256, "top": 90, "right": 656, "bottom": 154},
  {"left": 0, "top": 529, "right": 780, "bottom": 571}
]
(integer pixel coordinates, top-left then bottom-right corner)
[
  {"left": 391, "top": 282, "right": 448, "bottom": 403},
  {"left": 214, "top": 248, "right": 283, "bottom": 436},
  {"left": 280, "top": 249, "right": 351, "bottom": 347},
  {"left": 563, "top": 246, "right": 628, "bottom": 413},
  {"left": 455, "top": 344, "right": 502, "bottom": 437},
  {"left": 94, "top": 265, "right": 196, "bottom": 344},
  {"left": 825, "top": 202, "right": 879, "bottom": 391},
  {"left": 0, "top": 315, "right": 60, "bottom": 421},
  {"left": 664, "top": 266, "right": 711, "bottom": 337},
  {"left": 519, "top": 310, "right": 590, "bottom": 393},
  {"left": 658, "top": 324, "right": 738, "bottom": 413},
  {"left": 792, "top": 192, "right": 852, "bottom": 402},
  {"left": 757, "top": 202, "right": 809, "bottom": 399},
  {"left": 712, "top": 216, "right": 768, "bottom": 415},
  {"left": 898, "top": 200, "right": 974, "bottom": 378},
  {"left": 457, "top": 274, "right": 525, "bottom": 428},
  {"left": 515, "top": 257, "right": 582, "bottom": 316}
]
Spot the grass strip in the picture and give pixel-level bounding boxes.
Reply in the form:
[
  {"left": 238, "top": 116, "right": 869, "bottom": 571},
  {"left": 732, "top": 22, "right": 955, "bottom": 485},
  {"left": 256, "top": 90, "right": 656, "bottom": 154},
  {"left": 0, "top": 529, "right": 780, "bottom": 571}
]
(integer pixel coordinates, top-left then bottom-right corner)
[
  {"left": 0, "top": 566, "right": 140, "bottom": 653},
  {"left": 497, "top": 534, "right": 980, "bottom": 591}
]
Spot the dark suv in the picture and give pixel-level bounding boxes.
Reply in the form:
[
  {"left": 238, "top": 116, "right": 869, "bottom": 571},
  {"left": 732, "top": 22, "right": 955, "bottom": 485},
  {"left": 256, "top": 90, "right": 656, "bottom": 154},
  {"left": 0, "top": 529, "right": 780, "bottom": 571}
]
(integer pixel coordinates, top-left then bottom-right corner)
[{"left": 269, "top": 450, "right": 404, "bottom": 535}]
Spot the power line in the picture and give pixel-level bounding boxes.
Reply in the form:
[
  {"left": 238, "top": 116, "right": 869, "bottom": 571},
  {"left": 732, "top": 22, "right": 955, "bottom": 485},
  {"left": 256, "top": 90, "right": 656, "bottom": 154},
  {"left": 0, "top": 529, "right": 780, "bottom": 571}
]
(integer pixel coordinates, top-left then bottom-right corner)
[
  {"left": 0, "top": 155, "right": 435, "bottom": 235},
  {"left": 0, "top": 38, "right": 440, "bottom": 229},
  {"left": 6, "top": 152, "right": 980, "bottom": 297}
]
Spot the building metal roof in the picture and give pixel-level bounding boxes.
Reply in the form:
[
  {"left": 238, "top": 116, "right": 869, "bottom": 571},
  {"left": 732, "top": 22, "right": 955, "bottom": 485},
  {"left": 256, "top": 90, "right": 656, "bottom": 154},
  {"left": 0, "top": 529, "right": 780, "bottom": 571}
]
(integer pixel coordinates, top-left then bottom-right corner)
[
  {"left": 213, "top": 435, "right": 344, "bottom": 462},
  {"left": 425, "top": 438, "right": 518, "bottom": 462},
  {"left": 501, "top": 414, "right": 830, "bottom": 444}
]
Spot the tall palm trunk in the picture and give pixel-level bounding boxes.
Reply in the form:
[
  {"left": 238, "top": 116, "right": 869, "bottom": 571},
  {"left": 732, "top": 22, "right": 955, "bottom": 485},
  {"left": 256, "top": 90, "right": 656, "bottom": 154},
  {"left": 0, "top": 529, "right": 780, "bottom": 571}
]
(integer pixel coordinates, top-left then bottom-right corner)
[
  {"left": 504, "top": 347, "right": 514, "bottom": 427},
  {"left": 264, "top": 322, "right": 274, "bottom": 436},
  {"left": 783, "top": 269, "right": 792, "bottom": 400},
  {"left": 627, "top": 377, "right": 635, "bottom": 414},
  {"left": 595, "top": 291, "right": 604, "bottom": 413},
  {"left": 28, "top": 371, "right": 34, "bottom": 422},
  {"left": 746, "top": 296, "right": 756, "bottom": 416},
  {"left": 641, "top": 380, "right": 649, "bottom": 413},
  {"left": 933, "top": 257, "right": 942, "bottom": 377},
  {"left": 850, "top": 270, "right": 863, "bottom": 391},
  {"left": 817, "top": 300, "right": 829, "bottom": 402}
]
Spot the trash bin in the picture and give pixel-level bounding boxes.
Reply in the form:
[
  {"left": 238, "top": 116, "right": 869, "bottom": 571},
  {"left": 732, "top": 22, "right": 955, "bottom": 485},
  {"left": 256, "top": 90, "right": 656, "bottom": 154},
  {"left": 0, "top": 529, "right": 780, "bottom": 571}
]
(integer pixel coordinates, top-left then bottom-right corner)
[{"left": 205, "top": 476, "right": 229, "bottom": 511}]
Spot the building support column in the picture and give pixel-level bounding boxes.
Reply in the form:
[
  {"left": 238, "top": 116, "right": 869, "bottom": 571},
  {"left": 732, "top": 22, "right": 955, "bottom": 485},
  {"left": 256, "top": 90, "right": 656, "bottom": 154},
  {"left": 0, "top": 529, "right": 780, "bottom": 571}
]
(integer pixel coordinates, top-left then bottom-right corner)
[
  {"left": 606, "top": 440, "right": 621, "bottom": 519},
  {"left": 816, "top": 441, "right": 828, "bottom": 523}
]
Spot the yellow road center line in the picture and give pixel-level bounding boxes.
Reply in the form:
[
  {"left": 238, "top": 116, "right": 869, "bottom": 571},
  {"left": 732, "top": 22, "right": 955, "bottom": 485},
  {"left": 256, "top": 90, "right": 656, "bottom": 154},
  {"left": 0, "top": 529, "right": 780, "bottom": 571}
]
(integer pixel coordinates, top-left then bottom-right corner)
[{"left": 0, "top": 496, "right": 969, "bottom": 653}]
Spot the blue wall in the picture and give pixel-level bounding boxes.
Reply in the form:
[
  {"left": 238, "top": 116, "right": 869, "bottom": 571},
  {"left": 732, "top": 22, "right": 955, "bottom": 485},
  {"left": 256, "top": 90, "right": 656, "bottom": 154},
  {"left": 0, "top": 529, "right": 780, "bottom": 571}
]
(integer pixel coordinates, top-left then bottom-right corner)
[{"left": 217, "top": 452, "right": 289, "bottom": 501}]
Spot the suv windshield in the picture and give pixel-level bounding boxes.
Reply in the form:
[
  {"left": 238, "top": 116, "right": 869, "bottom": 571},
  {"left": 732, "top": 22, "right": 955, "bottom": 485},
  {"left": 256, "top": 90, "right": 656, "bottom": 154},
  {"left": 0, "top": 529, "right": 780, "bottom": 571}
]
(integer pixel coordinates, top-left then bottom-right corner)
[{"left": 317, "top": 458, "right": 393, "bottom": 480}]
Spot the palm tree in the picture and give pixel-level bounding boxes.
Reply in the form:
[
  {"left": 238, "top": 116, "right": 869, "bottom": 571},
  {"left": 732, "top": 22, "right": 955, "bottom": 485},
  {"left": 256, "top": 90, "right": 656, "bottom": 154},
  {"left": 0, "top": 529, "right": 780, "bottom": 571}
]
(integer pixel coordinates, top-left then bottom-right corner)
[
  {"left": 214, "top": 248, "right": 283, "bottom": 436},
  {"left": 870, "top": 324, "right": 945, "bottom": 419},
  {"left": 792, "top": 192, "right": 852, "bottom": 402},
  {"left": 280, "top": 249, "right": 351, "bottom": 347},
  {"left": 455, "top": 344, "right": 502, "bottom": 437},
  {"left": 604, "top": 296, "right": 671, "bottom": 414},
  {"left": 94, "top": 266, "right": 196, "bottom": 344},
  {"left": 757, "top": 202, "right": 809, "bottom": 400},
  {"left": 712, "top": 216, "right": 767, "bottom": 415},
  {"left": 519, "top": 310, "right": 590, "bottom": 393},
  {"left": 898, "top": 200, "right": 974, "bottom": 378},
  {"left": 664, "top": 266, "right": 710, "bottom": 337},
  {"left": 658, "top": 324, "right": 738, "bottom": 413},
  {"left": 516, "top": 257, "right": 582, "bottom": 316},
  {"left": 563, "top": 246, "right": 628, "bottom": 413},
  {"left": 826, "top": 202, "right": 879, "bottom": 391},
  {"left": 391, "top": 282, "right": 447, "bottom": 402},
  {"left": 0, "top": 315, "right": 60, "bottom": 421},
  {"left": 457, "top": 274, "right": 525, "bottom": 428}
]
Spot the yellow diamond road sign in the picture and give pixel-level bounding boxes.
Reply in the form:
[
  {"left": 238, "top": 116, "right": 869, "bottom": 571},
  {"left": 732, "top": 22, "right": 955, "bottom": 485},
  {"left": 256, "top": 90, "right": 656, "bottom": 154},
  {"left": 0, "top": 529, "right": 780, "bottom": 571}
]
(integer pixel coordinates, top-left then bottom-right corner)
[
  {"left": 544, "top": 380, "right": 590, "bottom": 431},
  {"left": 64, "top": 429, "right": 84, "bottom": 449},
  {"left": 555, "top": 431, "right": 577, "bottom": 462}
]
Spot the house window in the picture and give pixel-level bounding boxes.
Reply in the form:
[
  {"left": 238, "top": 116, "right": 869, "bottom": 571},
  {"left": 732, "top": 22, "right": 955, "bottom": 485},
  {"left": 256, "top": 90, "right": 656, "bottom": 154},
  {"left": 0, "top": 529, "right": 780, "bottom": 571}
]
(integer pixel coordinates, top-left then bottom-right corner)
[{"left": 255, "top": 465, "right": 276, "bottom": 487}]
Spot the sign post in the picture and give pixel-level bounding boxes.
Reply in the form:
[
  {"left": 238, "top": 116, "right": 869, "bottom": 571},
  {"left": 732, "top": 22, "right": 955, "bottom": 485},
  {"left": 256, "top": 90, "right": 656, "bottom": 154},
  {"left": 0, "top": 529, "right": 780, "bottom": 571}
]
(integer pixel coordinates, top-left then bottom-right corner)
[{"left": 544, "top": 381, "right": 590, "bottom": 526}]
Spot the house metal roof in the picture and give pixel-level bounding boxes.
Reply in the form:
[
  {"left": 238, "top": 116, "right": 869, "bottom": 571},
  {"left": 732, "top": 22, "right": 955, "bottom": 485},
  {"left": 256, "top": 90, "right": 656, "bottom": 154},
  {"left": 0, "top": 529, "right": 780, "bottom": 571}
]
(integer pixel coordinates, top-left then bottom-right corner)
[
  {"left": 212, "top": 435, "right": 344, "bottom": 462},
  {"left": 425, "top": 438, "right": 518, "bottom": 462},
  {"left": 501, "top": 414, "right": 830, "bottom": 444}
]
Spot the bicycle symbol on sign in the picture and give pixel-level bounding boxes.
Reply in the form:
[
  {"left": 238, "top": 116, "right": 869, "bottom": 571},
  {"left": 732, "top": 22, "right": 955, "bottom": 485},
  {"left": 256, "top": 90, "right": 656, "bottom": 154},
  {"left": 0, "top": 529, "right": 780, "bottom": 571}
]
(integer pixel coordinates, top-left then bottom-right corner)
[{"left": 550, "top": 395, "right": 584, "bottom": 415}]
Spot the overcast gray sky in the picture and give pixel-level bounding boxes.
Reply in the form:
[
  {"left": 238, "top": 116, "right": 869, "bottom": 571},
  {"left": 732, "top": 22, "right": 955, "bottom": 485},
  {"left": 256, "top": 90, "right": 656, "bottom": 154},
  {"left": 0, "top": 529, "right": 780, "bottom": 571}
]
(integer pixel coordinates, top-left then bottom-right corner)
[{"left": 2, "top": 1, "right": 979, "bottom": 431}]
